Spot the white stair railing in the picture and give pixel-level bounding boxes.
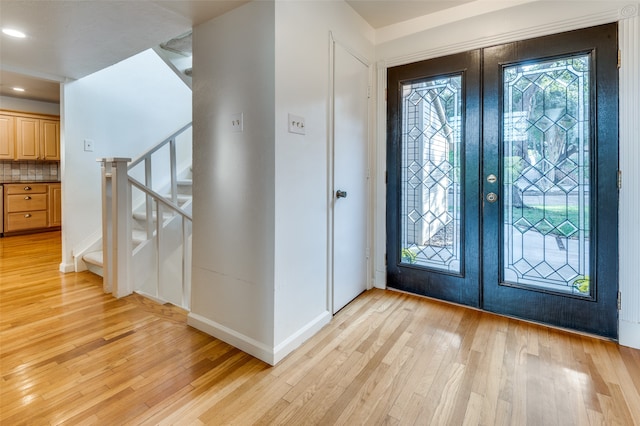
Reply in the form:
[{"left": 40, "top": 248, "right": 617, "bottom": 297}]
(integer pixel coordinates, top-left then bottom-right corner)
[{"left": 98, "top": 123, "right": 193, "bottom": 309}]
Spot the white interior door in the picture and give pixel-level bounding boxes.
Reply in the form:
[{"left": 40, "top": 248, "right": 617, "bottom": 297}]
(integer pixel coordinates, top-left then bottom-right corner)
[{"left": 332, "top": 41, "right": 369, "bottom": 314}]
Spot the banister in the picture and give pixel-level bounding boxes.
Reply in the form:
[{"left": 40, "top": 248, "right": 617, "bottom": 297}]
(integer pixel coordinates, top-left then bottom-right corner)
[
  {"left": 128, "top": 122, "right": 192, "bottom": 170},
  {"left": 128, "top": 176, "right": 193, "bottom": 221}
]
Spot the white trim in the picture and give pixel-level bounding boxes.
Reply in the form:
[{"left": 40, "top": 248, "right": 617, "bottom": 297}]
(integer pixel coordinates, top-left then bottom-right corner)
[
  {"left": 380, "top": 4, "right": 635, "bottom": 67},
  {"left": 187, "top": 312, "right": 276, "bottom": 365},
  {"left": 374, "top": 60, "right": 387, "bottom": 290},
  {"left": 376, "top": 0, "right": 540, "bottom": 45},
  {"left": 188, "top": 310, "right": 332, "bottom": 366},
  {"left": 619, "top": 320, "right": 640, "bottom": 349},
  {"left": 327, "top": 31, "right": 335, "bottom": 315},
  {"left": 273, "top": 311, "right": 332, "bottom": 364},
  {"left": 619, "top": 13, "right": 640, "bottom": 349},
  {"left": 59, "top": 262, "right": 75, "bottom": 273}
]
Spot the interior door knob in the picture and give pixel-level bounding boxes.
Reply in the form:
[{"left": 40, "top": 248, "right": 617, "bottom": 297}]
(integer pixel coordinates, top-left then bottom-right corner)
[{"left": 336, "top": 190, "right": 347, "bottom": 199}]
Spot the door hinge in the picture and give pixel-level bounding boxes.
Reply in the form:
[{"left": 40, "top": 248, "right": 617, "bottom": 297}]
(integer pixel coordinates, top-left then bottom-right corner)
[
  {"left": 385, "top": 88, "right": 388, "bottom": 101},
  {"left": 385, "top": 253, "right": 388, "bottom": 266},
  {"left": 367, "top": 86, "right": 371, "bottom": 99},
  {"left": 617, "top": 291, "right": 622, "bottom": 311},
  {"left": 385, "top": 171, "right": 388, "bottom": 184},
  {"left": 617, "top": 170, "right": 622, "bottom": 190},
  {"left": 618, "top": 49, "right": 622, "bottom": 69}
]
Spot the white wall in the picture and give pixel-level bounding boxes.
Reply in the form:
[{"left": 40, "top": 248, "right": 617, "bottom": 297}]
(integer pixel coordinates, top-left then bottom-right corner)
[
  {"left": 189, "top": 0, "right": 374, "bottom": 364},
  {"left": 273, "top": 1, "right": 374, "bottom": 358},
  {"left": 60, "top": 49, "right": 192, "bottom": 271},
  {"left": 374, "top": 1, "right": 640, "bottom": 349},
  {"left": 0, "top": 95, "right": 60, "bottom": 116},
  {"left": 189, "top": 1, "right": 277, "bottom": 362}
]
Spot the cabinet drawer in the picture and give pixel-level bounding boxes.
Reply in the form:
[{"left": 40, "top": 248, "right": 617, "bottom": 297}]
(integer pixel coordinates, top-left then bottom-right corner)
[
  {"left": 6, "top": 211, "right": 48, "bottom": 231},
  {"left": 5, "top": 184, "right": 48, "bottom": 195},
  {"left": 6, "top": 193, "right": 47, "bottom": 212}
]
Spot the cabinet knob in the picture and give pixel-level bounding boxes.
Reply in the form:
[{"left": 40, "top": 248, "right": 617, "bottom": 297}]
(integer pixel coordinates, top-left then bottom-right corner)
[
  {"left": 24, "top": 214, "right": 32, "bottom": 218},
  {"left": 24, "top": 186, "right": 32, "bottom": 191},
  {"left": 24, "top": 196, "right": 31, "bottom": 200}
]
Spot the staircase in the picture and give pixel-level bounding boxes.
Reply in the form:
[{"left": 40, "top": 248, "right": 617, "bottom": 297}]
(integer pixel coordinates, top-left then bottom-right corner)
[
  {"left": 82, "top": 166, "right": 192, "bottom": 277},
  {"left": 76, "top": 35, "right": 193, "bottom": 309},
  {"left": 78, "top": 123, "right": 193, "bottom": 310}
]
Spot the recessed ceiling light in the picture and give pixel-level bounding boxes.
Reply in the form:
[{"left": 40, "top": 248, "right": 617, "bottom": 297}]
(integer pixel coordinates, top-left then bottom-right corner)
[
  {"left": 2, "top": 28, "right": 27, "bottom": 38},
  {"left": 12, "top": 87, "right": 25, "bottom": 92}
]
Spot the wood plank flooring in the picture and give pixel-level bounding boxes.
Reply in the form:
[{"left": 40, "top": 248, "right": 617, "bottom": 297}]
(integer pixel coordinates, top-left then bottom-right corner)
[{"left": 1, "top": 231, "right": 640, "bottom": 425}]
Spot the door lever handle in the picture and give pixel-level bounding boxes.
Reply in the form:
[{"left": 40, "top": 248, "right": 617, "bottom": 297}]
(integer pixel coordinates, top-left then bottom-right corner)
[{"left": 336, "top": 190, "right": 347, "bottom": 199}]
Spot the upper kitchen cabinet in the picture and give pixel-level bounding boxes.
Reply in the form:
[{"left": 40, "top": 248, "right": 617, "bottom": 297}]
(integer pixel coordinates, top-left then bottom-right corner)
[
  {"left": 40, "top": 119, "right": 60, "bottom": 161},
  {"left": 0, "top": 111, "right": 60, "bottom": 161},
  {"left": 15, "top": 116, "right": 40, "bottom": 160},
  {"left": 0, "top": 114, "right": 15, "bottom": 160}
]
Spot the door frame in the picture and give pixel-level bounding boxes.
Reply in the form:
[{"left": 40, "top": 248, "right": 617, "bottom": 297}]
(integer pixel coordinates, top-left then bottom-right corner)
[{"left": 327, "top": 32, "right": 373, "bottom": 314}]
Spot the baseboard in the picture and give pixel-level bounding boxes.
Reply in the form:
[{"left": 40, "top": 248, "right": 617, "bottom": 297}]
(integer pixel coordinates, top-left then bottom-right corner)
[
  {"left": 272, "top": 311, "right": 332, "bottom": 365},
  {"left": 59, "top": 262, "right": 75, "bottom": 273},
  {"left": 187, "top": 313, "right": 276, "bottom": 365},
  {"left": 134, "top": 291, "right": 167, "bottom": 306},
  {"left": 619, "top": 319, "right": 640, "bottom": 349},
  {"left": 187, "top": 310, "right": 333, "bottom": 366},
  {"left": 374, "top": 270, "right": 386, "bottom": 289}
]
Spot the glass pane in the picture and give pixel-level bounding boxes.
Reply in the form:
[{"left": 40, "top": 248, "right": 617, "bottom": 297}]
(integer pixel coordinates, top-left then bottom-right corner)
[
  {"left": 400, "top": 75, "right": 462, "bottom": 273},
  {"left": 502, "top": 54, "right": 591, "bottom": 297}
]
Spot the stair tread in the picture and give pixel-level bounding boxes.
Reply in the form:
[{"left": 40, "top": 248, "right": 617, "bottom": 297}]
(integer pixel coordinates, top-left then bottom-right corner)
[
  {"left": 163, "top": 194, "right": 192, "bottom": 202},
  {"left": 83, "top": 251, "right": 103, "bottom": 266},
  {"left": 132, "top": 229, "right": 148, "bottom": 243},
  {"left": 133, "top": 211, "right": 175, "bottom": 220}
]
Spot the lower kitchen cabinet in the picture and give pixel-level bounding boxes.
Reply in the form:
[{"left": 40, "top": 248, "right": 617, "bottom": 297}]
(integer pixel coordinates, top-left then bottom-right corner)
[{"left": 3, "top": 182, "right": 61, "bottom": 234}]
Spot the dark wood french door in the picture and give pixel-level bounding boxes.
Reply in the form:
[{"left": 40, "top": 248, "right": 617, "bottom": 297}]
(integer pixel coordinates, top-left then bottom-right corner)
[{"left": 387, "top": 23, "right": 619, "bottom": 338}]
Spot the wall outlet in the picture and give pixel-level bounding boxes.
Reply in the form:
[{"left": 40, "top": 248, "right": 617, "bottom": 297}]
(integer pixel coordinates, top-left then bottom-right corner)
[
  {"left": 84, "top": 139, "right": 94, "bottom": 152},
  {"left": 231, "top": 113, "right": 243, "bottom": 132},
  {"left": 288, "top": 113, "right": 305, "bottom": 135}
]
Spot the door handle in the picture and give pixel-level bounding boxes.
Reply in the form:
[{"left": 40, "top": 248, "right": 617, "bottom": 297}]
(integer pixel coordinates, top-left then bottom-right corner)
[
  {"left": 336, "top": 190, "right": 347, "bottom": 199},
  {"left": 486, "top": 192, "right": 498, "bottom": 203}
]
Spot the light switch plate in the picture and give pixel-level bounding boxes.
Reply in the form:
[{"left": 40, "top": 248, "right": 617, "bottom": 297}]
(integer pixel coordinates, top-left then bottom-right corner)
[
  {"left": 231, "top": 113, "right": 243, "bottom": 132},
  {"left": 84, "top": 139, "right": 94, "bottom": 152},
  {"left": 288, "top": 113, "right": 305, "bottom": 135}
]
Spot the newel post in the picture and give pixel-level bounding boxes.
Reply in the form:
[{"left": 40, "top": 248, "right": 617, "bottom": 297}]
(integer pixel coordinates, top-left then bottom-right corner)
[{"left": 98, "top": 157, "right": 132, "bottom": 298}]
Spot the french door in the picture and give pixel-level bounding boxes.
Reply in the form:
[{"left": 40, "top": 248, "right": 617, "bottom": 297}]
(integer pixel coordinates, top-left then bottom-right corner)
[{"left": 387, "top": 24, "right": 619, "bottom": 338}]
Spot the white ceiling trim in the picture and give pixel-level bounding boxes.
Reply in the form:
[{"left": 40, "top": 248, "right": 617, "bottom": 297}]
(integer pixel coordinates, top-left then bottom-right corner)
[
  {"left": 375, "top": 0, "right": 541, "bottom": 44},
  {"left": 379, "top": 3, "right": 636, "bottom": 67}
]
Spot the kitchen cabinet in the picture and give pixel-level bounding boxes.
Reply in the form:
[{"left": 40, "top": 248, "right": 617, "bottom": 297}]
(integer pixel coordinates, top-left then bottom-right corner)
[
  {"left": 0, "top": 110, "right": 60, "bottom": 161},
  {"left": 3, "top": 183, "right": 61, "bottom": 234},
  {"left": 0, "top": 114, "right": 15, "bottom": 160},
  {"left": 48, "top": 183, "right": 62, "bottom": 227},
  {"left": 41, "top": 120, "right": 60, "bottom": 160}
]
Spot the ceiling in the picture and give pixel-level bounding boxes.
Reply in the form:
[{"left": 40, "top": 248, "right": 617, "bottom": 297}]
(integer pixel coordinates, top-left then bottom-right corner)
[{"left": 0, "top": 0, "right": 472, "bottom": 105}]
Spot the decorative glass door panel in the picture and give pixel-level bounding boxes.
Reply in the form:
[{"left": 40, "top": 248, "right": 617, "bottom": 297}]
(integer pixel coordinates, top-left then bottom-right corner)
[
  {"left": 502, "top": 54, "right": 592, "bottom": 297},
  {"left": 482, "top": 23, "right": 618, "bottom": 338},
  {"left": 401, "top": 75, "right": 462, "bottom": 274},
  {"left": 387, "top": 50, "right": 481, "bottom": 308},
  {"left": 389, "top": 23, "right": 619, "bottom": 338}
]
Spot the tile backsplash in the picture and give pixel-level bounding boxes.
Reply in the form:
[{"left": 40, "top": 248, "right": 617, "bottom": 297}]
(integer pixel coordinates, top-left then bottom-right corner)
[{"left": 0, "top": 161, "right": 60, "bottom": 182}]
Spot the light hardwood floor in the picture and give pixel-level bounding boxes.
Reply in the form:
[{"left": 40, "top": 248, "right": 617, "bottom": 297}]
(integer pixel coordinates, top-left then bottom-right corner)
[{"left": 1, "top": 231, "right": 640, "bottom": 425}]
